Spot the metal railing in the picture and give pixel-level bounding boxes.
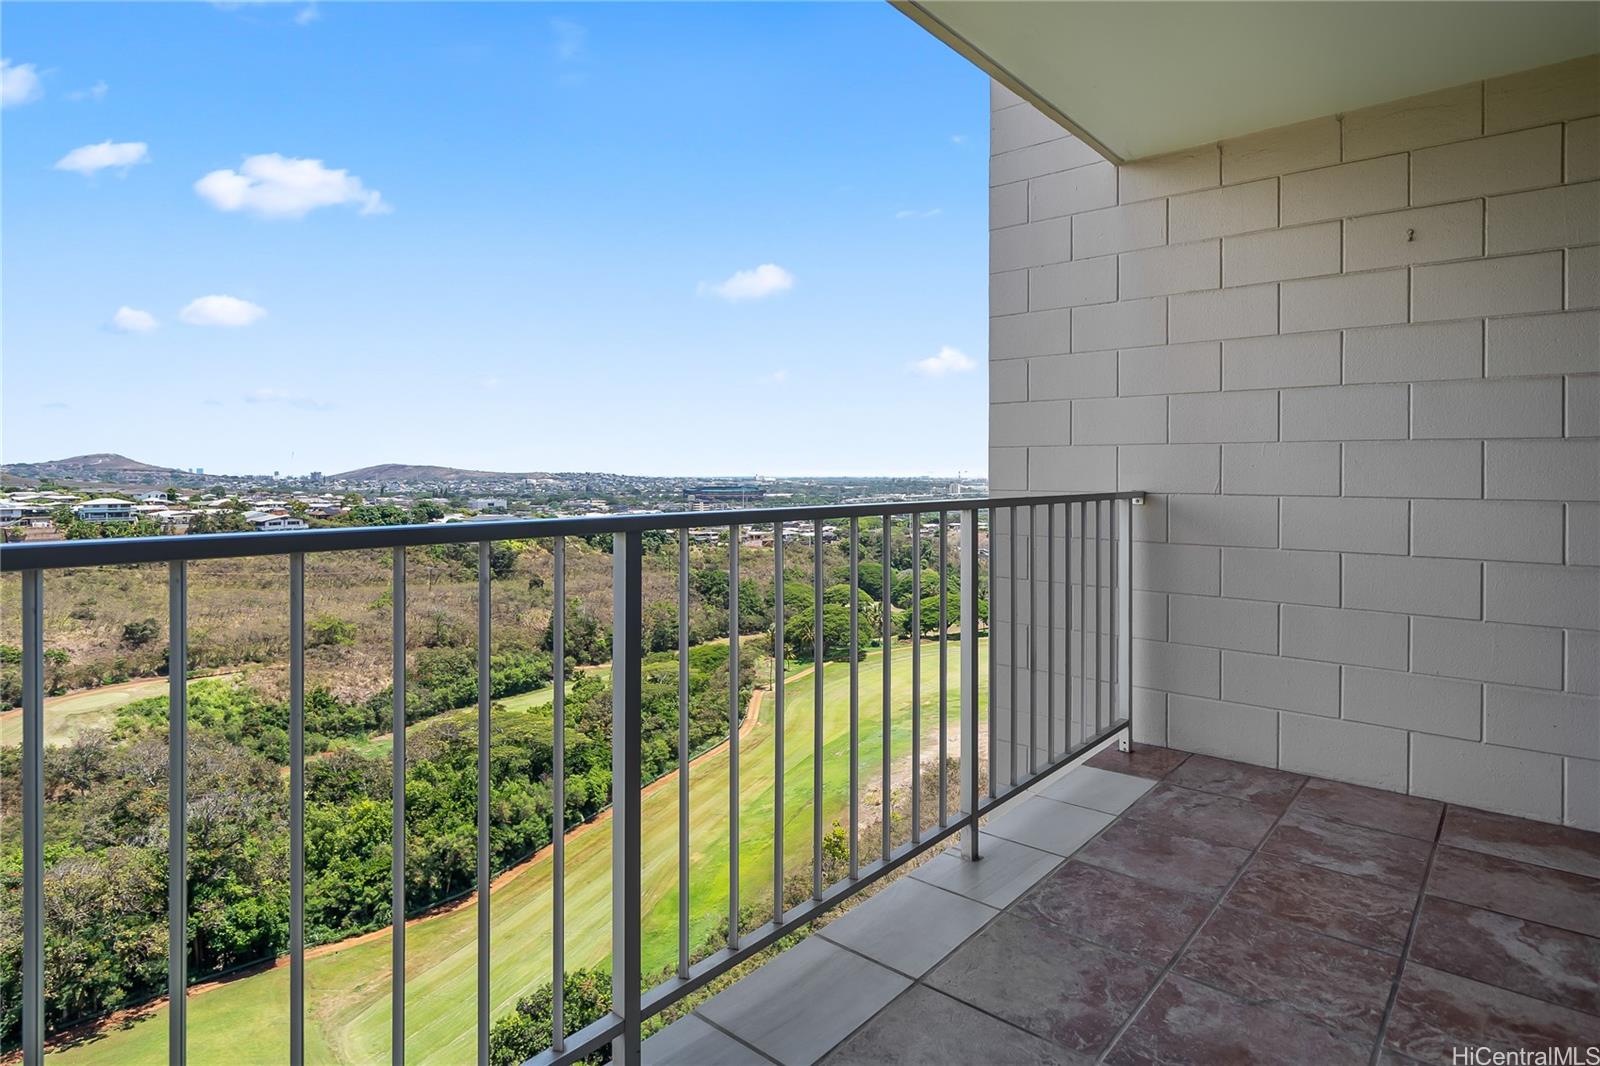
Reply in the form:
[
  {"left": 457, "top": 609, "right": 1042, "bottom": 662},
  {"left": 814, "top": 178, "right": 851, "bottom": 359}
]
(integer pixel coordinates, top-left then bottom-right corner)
[{"left": 2, "top": 490, "right": 1140, "bottom": 1065}]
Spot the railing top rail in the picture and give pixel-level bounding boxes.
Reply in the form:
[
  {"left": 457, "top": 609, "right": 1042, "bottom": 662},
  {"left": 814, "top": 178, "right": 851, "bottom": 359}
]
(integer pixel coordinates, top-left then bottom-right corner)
[{"left": 0, "top": 491, "right": 1143, "bottom": 571}]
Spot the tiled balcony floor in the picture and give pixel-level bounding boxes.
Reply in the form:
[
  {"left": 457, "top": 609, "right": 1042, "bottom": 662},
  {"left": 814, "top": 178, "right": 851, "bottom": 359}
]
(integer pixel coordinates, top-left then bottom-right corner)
[{"left": 643, "top": 744, "right": 1600, "bottom": 1065}]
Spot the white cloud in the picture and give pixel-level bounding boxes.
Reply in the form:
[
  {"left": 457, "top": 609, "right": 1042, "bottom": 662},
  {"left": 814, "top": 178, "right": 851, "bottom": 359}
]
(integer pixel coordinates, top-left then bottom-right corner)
[
  {"left": 698, "top": 263, "right": 795, "bottom": 302},
  {"left": 551, "top": 18, "right": 586, "bottom": 61},
  {"left": 913, "top": 345, "right": 976, "bottom": 377},
  {"left": 1, "top": 60, "right": 44, "bottom": 108},
  {"left": 111, "top": 306, "right": 158, "bottom": 333},
  {"left": 294, "top": 4, "right": 320, "bottom": 25},
  {"left": 180, "top": 295, "right": 267, "bottom": 327},
  {"left": 949, "top": 134, "right": 967, "bottom": 145},
  {"left": 763, "top": 369, "right": 790, "bottom": 385},
  {"left": 68, "top": 81, "right": 109, "bottom": 103},
  {"left": 245, "top": 386, "right": 331, "bottom": 410},
  {"left": 894, "top": 208, "right": 942, "bottom": 220},
  {"left": 55, "top": 141, "right": 150, "bottom": 176},
  {"left": 195, "top": 153, "right": 389, "bottom": 218}
]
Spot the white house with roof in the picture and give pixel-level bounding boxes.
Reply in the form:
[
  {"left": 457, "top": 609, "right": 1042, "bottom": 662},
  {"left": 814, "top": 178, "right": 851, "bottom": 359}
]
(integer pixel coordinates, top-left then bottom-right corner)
[
  {"left": 244, "top": 510, "right": 308, "bottom": 531},
  {"left": 73, "top": 498, "right": 137, "bottom": 523}
]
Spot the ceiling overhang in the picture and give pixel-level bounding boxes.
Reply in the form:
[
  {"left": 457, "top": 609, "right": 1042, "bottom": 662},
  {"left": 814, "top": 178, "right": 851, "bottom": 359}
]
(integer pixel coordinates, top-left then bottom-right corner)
[{"left": 895, "top": 1, "right": 1600, "bottom": 164}]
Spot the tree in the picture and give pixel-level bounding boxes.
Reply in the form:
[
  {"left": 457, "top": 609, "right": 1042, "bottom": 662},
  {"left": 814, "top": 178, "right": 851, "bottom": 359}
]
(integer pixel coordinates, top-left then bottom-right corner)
[{"left": 120, "top": 618, "right": 161, "bottom": 648}]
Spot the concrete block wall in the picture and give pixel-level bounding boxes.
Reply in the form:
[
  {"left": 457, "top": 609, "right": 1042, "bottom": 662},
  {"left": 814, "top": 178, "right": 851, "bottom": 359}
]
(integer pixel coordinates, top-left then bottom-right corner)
[{"left": 988, "top": 55, "right": 1600, "bottom": 829}]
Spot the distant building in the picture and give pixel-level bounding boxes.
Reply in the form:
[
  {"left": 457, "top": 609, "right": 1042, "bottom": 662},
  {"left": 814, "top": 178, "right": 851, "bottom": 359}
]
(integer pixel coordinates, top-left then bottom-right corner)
[
  {"left": 469, "top": 497, "right": 508, "bottom": 511},
  {"left": 73, "top": 498, "right": 137, "bottom": 523},
  {"left": 243, "top": 511, "right": 308, "bottom": 531},
  {"left": 686, "top": 482, "right": 765, "bottom": 508}
]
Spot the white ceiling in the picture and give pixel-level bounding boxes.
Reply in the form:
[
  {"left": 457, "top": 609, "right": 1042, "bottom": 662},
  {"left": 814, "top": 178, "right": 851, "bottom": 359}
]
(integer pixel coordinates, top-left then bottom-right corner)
[{"left": 898, "top": 1, "right": 1600, "bottom": 163}]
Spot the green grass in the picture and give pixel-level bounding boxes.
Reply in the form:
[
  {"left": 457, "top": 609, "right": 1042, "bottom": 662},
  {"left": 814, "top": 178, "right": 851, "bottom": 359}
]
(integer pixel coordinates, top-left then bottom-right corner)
[
  {"left": 0, "top": 676, "right": 237, "bottom": 748},
  {"left": 44, "top": 638, "right": 986, "bottom": 1066}
]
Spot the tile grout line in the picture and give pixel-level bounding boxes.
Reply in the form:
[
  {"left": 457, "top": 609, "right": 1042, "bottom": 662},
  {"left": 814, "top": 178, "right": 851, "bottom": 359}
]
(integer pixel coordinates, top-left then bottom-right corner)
[
  {"left": 1366, "top": 803, "right": 1447, "bottom": 1065},
  {"left": 686, "top": 1007, "right": 787, "bottom": 1065}
]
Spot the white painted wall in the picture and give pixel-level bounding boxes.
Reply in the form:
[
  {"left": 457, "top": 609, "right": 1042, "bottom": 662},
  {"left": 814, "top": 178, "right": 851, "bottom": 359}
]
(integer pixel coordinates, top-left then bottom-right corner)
[{"left": 988, "top": 56, "right": 1599, "bottom": 828}]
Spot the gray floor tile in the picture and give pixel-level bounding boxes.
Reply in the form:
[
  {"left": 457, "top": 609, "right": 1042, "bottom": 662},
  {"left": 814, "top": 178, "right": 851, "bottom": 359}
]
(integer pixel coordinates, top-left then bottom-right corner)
[
  {"left": 909, "top": 835, "right": 1063, "bottom": 908},
  {"left": 984, "top": 794, "right": 1116, "bottom": 856},
  {"left": 818, "top": 876, "right": 999, "bottom": 977},
  {"left": 1037, "top": 766, "right": 1157, "bottom": 814},
  {"left": 697, "top": 935, "right": 911, "bottom": 1066},
  {"left": 644, "top": 1014, "right": 772, "bottom": 1065},
  {"left": 821, "top": 985, "right": 1079, "bottom": 1065}
]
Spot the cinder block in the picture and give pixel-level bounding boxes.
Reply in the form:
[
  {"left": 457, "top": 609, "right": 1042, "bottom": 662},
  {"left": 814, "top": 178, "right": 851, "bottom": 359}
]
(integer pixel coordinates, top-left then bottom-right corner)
[
  {"left": 1570, "top": 246, "right": 1600, "bottom": 310},
  {"left": 991, "top": 181, "right": 1028, "bottom": 229},
  {"left": 1569, "top": 375, "right": 1600, "bottom": 437},
  {"left": 1072, "top": 395, "right": 1166, "bottom": 444},
  {"left": 1281, "top": 604, "right": 1409, "bottom": 670},
  {"left": 1222, "top": 442, "right": 1340, "bottom": 496},
  {"left": 1133, "top": 590, "right": 1168, "bottom": 641},
  {"left": 1344, "top": 201, "right": 1484, "bottom": 271},
  {"left": 1566, "top": 757, "right": 1600, "bottom": 831},
  {"left": 992, "top": 399, "right": 1071, "bottom": 447},
  {"left": 1169, "top": 284, "right": 1278, "bottom": 343},
  {"left": 1412, "top": 125, "right": 1564, "bottom": 205},
  {"left": 1485, "top": 311, "right": 1600, "bottom": 378},
  {"left": 1484, "top": 439, "right": 1600, "bottom": 501},
  {"left": 992, "top": 269, "right": 1028, "bottom": 316},
  {"left": 1281, "top": 154, "right": 1408, "bottom": 225},
  {"left": 1485, "top": 562, "right": 1600, "bottom": 630},
  {"left": 1029, "top": 351, "right": 1118, "bottom": 400},
  {"left": 1222, "top": 546, "right": 1340, "bottom": 606},
  {"left": 1223, "top": 649, "right": 1339, "bottom": 716},
  {"left": 1487, "top": 182, "right": 1600, "bottom": 255},
  {"left": 1131, "top": 687, "right": 1169, "bottom": 746},
  {"left": 1410, "top": 734, "right": 1563, "bottom": 822},
  {"left": 1343, "top": 554, "right": 1483, "bottom": 619},
  {"left": 1413, "top": 499, "right": 1565, "bottom": 563},
  {"left": 1484, "top": 685, "right": 1600, "bottom": 758},
  {"left": 1344, "top": 441, "right": 1483, "bottom": 500},
  {"left": 1119, "top": 342, "right": 1221, "bottom": 396},
  {"left": 1133, "top": 541, "right": 1221, "bottom": 596},
  {"left": 1412, "top": 377, "right": 1564, "bottom": 439},
  {"left": 1168, "top": 391, "right": 1278, "bottom": 444},
  {"left": 1169, "top": 594, "right": 1279, "bottom": 654},
  {"left": 1119, "top": 145, "right": 1219, "bottom": 204},
  {"left": 1412, "top": 616, "right": 1566, "bottom": 688},
  {"left": 1223, "top": 222, "right": 1341, "bottom": 287},
  {"left": 1570, "top": 502, "right": 1600, "bottom": 566},
  {"left": 1168, "top": 694, "right": 1279, "bottom": 764},
  {"left": 992, "top": 307, "right": 1073, "bottom": 360},
  {"left": 1281, "top": 497, "right": 1409, "bottom": 554},
  {"left": 1280, "top": 713, "right": 1408, "bottom": 791},
  {"left": 991, "top": 447, "right": 1028, "bottom": 492},
  {"left": 1131, "top": 492, "right": 1168, "bottom": 543},
  {"left": 1072, "top": 297, "right": 1166, "bottom": 352},
  {"left": 1117, "top": 444, "right": 1221, "bottom": 494},
  {"left": 1342, "top": 82, "right": 1484, "bottom": 161},
  {"left": 1568, "top": 116, "right": 1600, "bottom": 183},
  {"left": 1030, "top": 256, "right": 1117, "bottom": 310},
  {"left": 992, "top": 102, "right": 1070, "bottom": 154},
  {"left": 1281, "top": 270, "right": 1409, "bottom": 333},
  {"left": 1030, "top": 162, "right": 1118, "bottom": 221},
  {"left": 1134, "top": 639, "right": 1220, "bottom": 698},
  {"left": 1281, "top": 383, "right": 1409, "bottom": 441},
  {"left": 1027, "top": 445, "right": 1114, "bottom": 493},
  {"left": 1345, "top": 320, "right": 1484, "bottom": 384},
  {"left": 992, "top": 136, "right": 1104, "bottom": 186},
  {"left": 1073, "top": 200, "right": 1165, "bottom": 259},
  {"left": 1168, "top": 494, "right": 1278, "bottom": 548},
  {"left": 1484, "top": 55, "right": 1600, "bottom": 134},
  {"left": 1119, "top": 240, "right": 1220, "bottom": 300},
  {"left": 1221, "top": 117, "right": 1340, "bottom": 184},
  {"left": 1223, "top": 332, "right": 1342, "bottom": 390},
  {"left": 1343, "top": 665, "right": 1482, "bottom": 739},
  {"left": 1570, "top": 629, "right": 1600, "bottom": 696},
  {"left": 992, "top": 217, "right": 1073, "bottom": 272},
  {"left": 991, "top": 359, "right": 1028, "bottom": 404},
  {"left": 1412, "top": 251, "right": 1565, "bottom": 322},
  {"left": 1169, "top": 179, "right": 1277, "bottom": 243}
]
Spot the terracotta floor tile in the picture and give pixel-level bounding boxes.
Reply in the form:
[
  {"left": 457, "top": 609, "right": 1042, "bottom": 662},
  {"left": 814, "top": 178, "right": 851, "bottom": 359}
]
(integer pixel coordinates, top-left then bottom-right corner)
[
  {"left": 1013, "top": 859, "right": 1212, "bottom": 966},
  {"left": 1085, "top": 743, "right": 1190, "bottom": 780},
  {"left": 1074, "top": 818, "right": 1252, "bottom": 896},
  {"left": 1262, "top": 808, "right": 1432, "bottom": 889},
  {"left": 1164, "top": 754, "right": 1305, "bottom": 814},
  {"left": 1429, "top": 845, "right": 1600, "bottom": 938},
  {"left": 1224, "top": 852, "right": 1418, "bottom": 953},
  {"left": 1121, "top": 783, "right": 1280, "bottom": 850},
  {"left": 1411, "top": 896, "right": 1600, "bottom": 1016},
  {"left": 1290, "top": 778, "right": 1443, "bottom": 841},
  {"left": 1441, "top": 806, "right": 1600, "bottom": 880},
  {"left": 1384, "top": 964, "right": 1600, "bottom": 1065}
]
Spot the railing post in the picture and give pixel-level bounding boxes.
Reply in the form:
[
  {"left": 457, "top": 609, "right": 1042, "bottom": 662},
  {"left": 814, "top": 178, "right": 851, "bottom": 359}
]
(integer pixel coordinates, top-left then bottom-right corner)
[
  {"left": 289, "top": 554, "right": 306, "bottom": 1066},
  {"left": 168, "top": 560, "right": 188, "bottom": 1066},
  {"left": 611, "top": 531, "right": 643, "bottom": 1066},
  {"left": 391, "top": 549, "right": 407, "bottom": 1066},
  {"left": 959, "top": 510, "right": 980, "bottom": 862},
  {"left": 1117, "top": 499, "right": 1134, "bottom": 751},
  {"left": 475, "top": 542, "right": 492, "bottom": 1066},
  {"left": 20, "top": 570, "right": 44, "bottom": 1066}
]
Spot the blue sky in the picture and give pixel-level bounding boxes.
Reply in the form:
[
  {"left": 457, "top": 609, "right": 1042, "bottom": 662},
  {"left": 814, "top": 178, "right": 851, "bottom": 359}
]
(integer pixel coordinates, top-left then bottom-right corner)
[{"left": 2, "top": 1, "right": 989, "bottom": 478}]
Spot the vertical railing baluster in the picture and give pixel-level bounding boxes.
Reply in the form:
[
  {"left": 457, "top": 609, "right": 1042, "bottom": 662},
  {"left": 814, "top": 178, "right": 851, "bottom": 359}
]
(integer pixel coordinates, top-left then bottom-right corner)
[
  {"left": 552, "top": 538, "right": 566, "bottom": 1051},
  {"left": 169, "top": 560, "right": 188, "bottom": 1066},
  {"left": 676, "top": 530, "right": 690, "bottom": 980},
  {"left": 1028, "top": 504, "right": 1039, "bottom": 777},
  {"left": 959, "top": 511, "right": 980, "bottom": 861},
  {"left": 1118, "top": 499, "right": 1134, "bottom": 751},
  {"left": 391, "top": 550, "right": 405, "bottom": 1066},
  {"left": 611, "top": 532, "right": 643, "bottom": 1066},
  {"left": 1079, "top": 502, "right": 1088, "bottom": 746},
  {"left": 289, "top": 555, "right": 306, "bottom": 1066},
  {"left": 1095, "top": 501, "right": 1103, "bottom": 736},
  {"left": 880, "top": 515, "right": 892, "bottom": 862},
  {"left": 1046, "top": 505, "right": 1056, "bottom": 763},
  {"left": 848, "top": 518, "right": 860, "bottom": 879},
  {"left": 987, "top": 507, "right": 996, "bottom": 801},
  {"left": 728, "top": 526, "right": 740, "bottom": 950},
  {"left": 20, "top": 570, "right": 44, "bottom": 1066},
  {"left": 937, "top": 511, "right": 949, "bottom": 828},
  {"left": 1065, "top": 505, "right": 1074, "bottom": 752},
  {"left": 772, "top": 529, "right": 785, "bottom": 925},
  {"left": 475, "top": 542, "right": 491, "bottom": 1066},
  {"left": 910, "top": 514, "right": 921, "bottom": 843},
  {"left": 812, "top": 518, "right": 824, "bottom": 901},
  {"left": 1007, "top": 507, "right": 1017, "bottom": 792}
]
